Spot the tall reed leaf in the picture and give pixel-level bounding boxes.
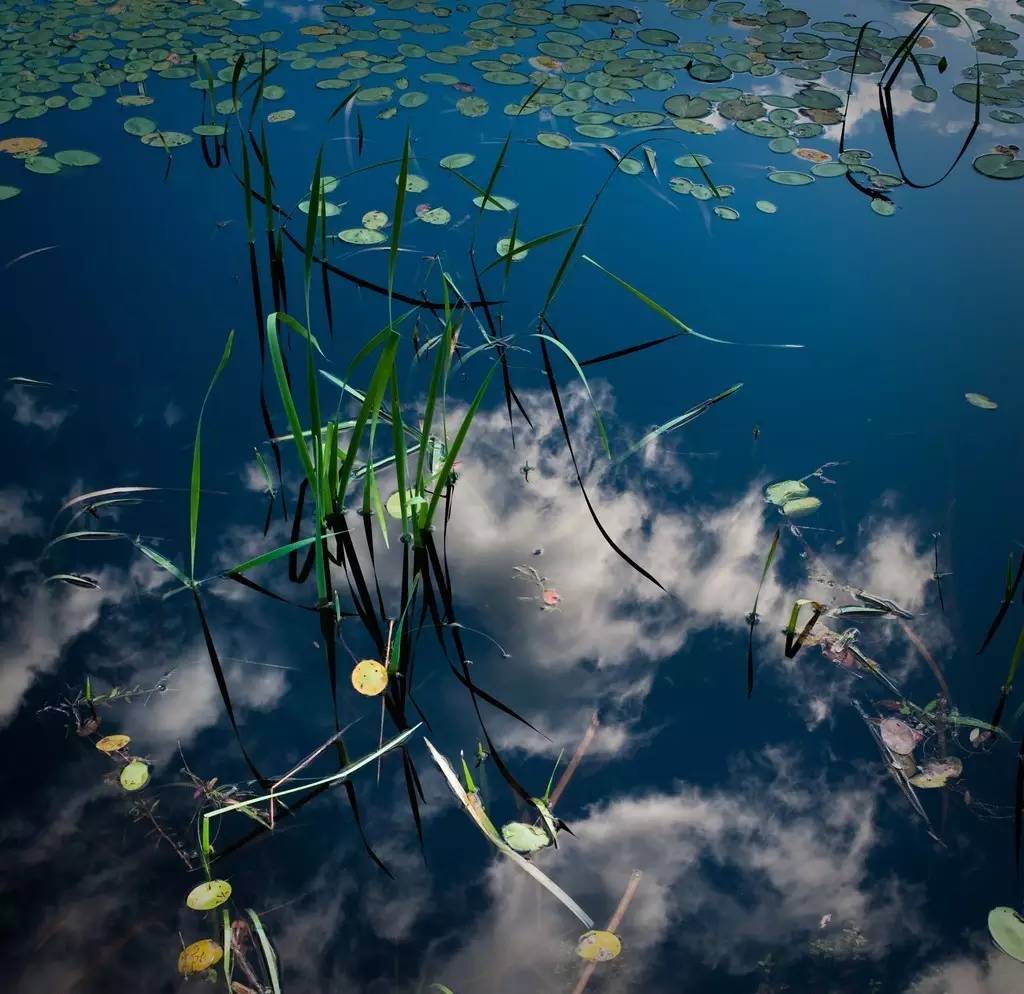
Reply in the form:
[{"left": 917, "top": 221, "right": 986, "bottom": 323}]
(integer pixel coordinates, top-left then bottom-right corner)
[
  {"left": 190, "top": 330, "right": 234, "bottom": 581},
  {"left": 535, "top": 332, "right": 610, "bottom": 459}
]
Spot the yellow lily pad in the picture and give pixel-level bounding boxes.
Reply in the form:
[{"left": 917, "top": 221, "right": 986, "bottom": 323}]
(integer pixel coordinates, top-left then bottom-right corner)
[
  {"left": 177, "top": 939, "right": 223, "bottom": 975},
  {"left": 351, "top": 659, "right": 388, "bottom": 696},
  {"left": 95, "top": 734, "right": 131, "bottom": 753},
  {"left": 186, "top": 879, "right": 232, "bottom": 911},
  {"left": 576, "top": 929, "right": 622, "bottom": 962}
]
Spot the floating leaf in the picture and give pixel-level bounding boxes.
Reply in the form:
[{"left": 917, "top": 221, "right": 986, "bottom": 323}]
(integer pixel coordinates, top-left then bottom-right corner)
[
  {"left": 177, "top": 939, "right": 223, "bottom": 976},
  {"left": 119, "top": 760, "right": 150, "bottom": 792},
  {"left": 54, "top": 150, "right": 100, "bottom": 167},
  {"left": 186, "top": 880, "right": 233, "bottom": 911},
  {"left": 440, "top": 153, "right": 475, "bottom": 169},
  {"left": 123, "top": 117, "right": 156, "bottom": 136},
  {"left": 96, "top": 734, "right": 130, "bottom": 753},
  {"left": 965, "top": 392, "right": 998, "bottom": 410},
  {"left": 496, "top": 236, "right": 528, "bottom": 262},
  {"left": 765, "top": 480, "right": 808, "bottom": 506},
  {"left": 362, "top": 210, "right": 388, "bottom": 230},
  {"left": 351, "top": 659, "right": 388, "bottom": 696},
  {"left": 879, "top": 718, "right": 917, "bottom": 756},
  {"left": 782, "top": 496, "right": 821, "bottom": 518},
  {"left": 909, "top": 757, "right": 962, "bottom": 788},
  {"left": 338, "top": 228, "right": 387, "bottom": 245},
  {"left": 988, "top": 907, "right": 1024, "bottom": 963},
  {"left": 501, "top": 821, "right": 551, "bottom": 854},
  {"left": 576, "top": 930, "right": 622, "bottom": 962}
]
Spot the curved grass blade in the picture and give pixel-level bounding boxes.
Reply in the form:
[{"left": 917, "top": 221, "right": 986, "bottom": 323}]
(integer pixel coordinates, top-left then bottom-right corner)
[
  {"left": 535, "top": 331, "right": 610, "bottom": 459},
  {"left": 246, "top": 910, "right": 281, "bottom": 994},
  {"left": 978, "top": 553, "right": 1024, "bottom": 655},
  {"left": 136, "top": 541, "right": 191, "bottom": 588},
  {"left": 619, "top": 383, "right": 742, "bottom": 464},
  {"left": 538, "top": 333, "right": 663, "bottom": 591},
  {"left": 42, "top": 531, "right": 125, "bottom": 556},
  {"left": 480, "top": 225, "right": 578, "bottom": 276},
  {"left": 191, "top": 330, "right": 235, "bottom": 580},
  {"left": 423, "top": 737, "right": 594, "bottom": 929},
  {"left": 58, "top": 486, "right": 159, "bottom": 516},
  {"left": 583, "top": 256, "right": 802, "bottom": 348}
]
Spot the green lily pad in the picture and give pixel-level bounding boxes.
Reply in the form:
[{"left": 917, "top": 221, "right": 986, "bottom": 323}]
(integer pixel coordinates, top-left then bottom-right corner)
[
  {"left": 338, "top": 228, "right": 387, "bottom": 245},
  {"left": 782, "top": 496, "right": 822, "bottom": 518},
  {"left": 501, "top": 821, "right": 551, "bottom": 854},
  {"left": 456, "top": 95, "right": 489, "bottom": 117},
  {"left": 870, "top": 199, "right": 896, "bottom": 217},
  {"left": 24, "top": 156, "right": 61, "bottom": 175},
  {"left": 119, "top": 760, "right": 150, "bottom": 792},
  {"left": 140, "top": 131, "right": 192, "bottom": 149},
  {"left": 186, "top": 879, "right": 232, "bottom": 911},
  {"left": 0, "top": 185, "right": 22, "bottom": 201},
  {"left": 267, "top": 109, "right": 296, "bottom": 123},
  {"left": 988, "top": 907, "right": 1024, "bottom": 963},
  {"left": 965, "top": 392, "right": 998, "bottom": 409},
  {"left": 714, "top": 206, "right": 740, "bottom": 220},
  {"left": 440, "top": 153, "right": 475, "bottom": 169},
  {"left": 362, "top": 210, "right": 388, "bottom": 230},
  {"left": 417, "top": 207, "right": 450, "bottom": 225},
  {"left": 767, "top": 170, "right": 814, "bottom": 186},
  {"left": 973, "top": 152, "right": 1024, "bottom": 180},
  {"left": 496, "top": 236, "right": 528, "bottom": 262},
  {"left": 765, "top": 480, "right": 808, "bottom": 505},
  {"left": 54, "top": 149, "right": 100, "bottom": 167},
  {"left": 755, "top": 200, "right": 777, "bottom": 214},
  {"left": 398, "top": 173, "right": 429, "bottom": 193},
  {"left": 538, "top": 131, "right": 571, "bottom": 149},
  {"left": 473, "top": 194, "right": 517, "bottom": 212},
  {"left": 123, "top": 116, "right": 156, "bottom": 136}
]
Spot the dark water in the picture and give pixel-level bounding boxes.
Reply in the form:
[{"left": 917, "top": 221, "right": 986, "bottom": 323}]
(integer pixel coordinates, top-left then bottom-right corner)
[{"left": 2, "top": 1, "right": 1024, "bottom": 992}]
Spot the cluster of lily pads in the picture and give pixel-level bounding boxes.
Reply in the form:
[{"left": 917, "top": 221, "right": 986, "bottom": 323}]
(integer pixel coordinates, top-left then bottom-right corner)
[{"left": 3, "top": 0, "right": 1024, "bottom": 208}]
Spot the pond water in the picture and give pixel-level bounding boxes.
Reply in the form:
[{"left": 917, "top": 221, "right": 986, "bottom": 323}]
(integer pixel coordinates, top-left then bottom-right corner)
[{"left": 2, "top": 0, "right": 1024, "bottom": 992}]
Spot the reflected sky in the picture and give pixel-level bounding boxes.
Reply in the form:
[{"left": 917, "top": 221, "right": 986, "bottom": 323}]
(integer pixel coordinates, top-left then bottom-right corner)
[{"left": 2, "top": 0, "right": 1024, "bottom": 991}]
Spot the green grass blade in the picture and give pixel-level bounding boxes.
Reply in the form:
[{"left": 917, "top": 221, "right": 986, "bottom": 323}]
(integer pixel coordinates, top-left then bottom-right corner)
[
  {"left": 475, "top": 133, "right": 510, "bottom": 220},
  {"left": 480, "top": 225, "right": 578, "bottom": 275},
  {"left": 422, "top": 362, "right": 497, "bottom": 530},
  {"left": 190, "top": 330, "right": 234, "bottom": 580},
  {"left": 535, "top": 332, "right": 610, "bottom": 459},
  {"left": 326, "top": 85, "right": 360, "bottom": 122},
  {"left": 267, "top": 314, "right": 317, "bottom": 489},
  {"left": 389, "top": 368, "right": 412, "bottom": 540},
  {"left": 240, "top": 139, "right": 254, "bottom": 244},
  {"left": 583, "top": 255, "right": 802, "bottom": 348},
  {"left": 388, "top": 129, "right": 411, "bottom": 318},
  {"left": 220, "top": 532, "right": 339, "bottom": 577},
  {"left": 618, "top": 383, "right": 742, "bottom": 463},
  {"left": 136, "top": 541, "right": 191, "bottom": 588},
  {"left": 246, "top": 910, "right": 281, "bottom": 994}
]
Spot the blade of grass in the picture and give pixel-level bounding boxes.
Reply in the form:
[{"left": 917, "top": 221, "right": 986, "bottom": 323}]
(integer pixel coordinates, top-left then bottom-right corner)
[
  {"left": 584, "top": 256, "right": 802, "bottom": 348},
  {"left": 246, "top": 911, "right": 281, "bottom": 994},
  {"left": 190, "top": 330, "right": 234, "bottom": 581},
  {"left": 535, "top": 331, "right": 610, "bottom": 459},
  {"left": 747, "top": 528, "right": 780, "bottom": 697}
]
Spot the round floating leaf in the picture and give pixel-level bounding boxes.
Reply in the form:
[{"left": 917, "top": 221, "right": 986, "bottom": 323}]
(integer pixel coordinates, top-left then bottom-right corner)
[
  {"left": 988, "top": 907, "right": 1024, "bottom": 963},
  {"left": 119, "top": 760, "right": 150, "bottom": 792},
  {"left": 177, "top": 940, "right": 223, "bottom": 976},
  {"left": 417, "top": 206, "right": 450, "bottom": 225},
  {"left": 714, "top": 206, "right": 740, "bottom": 220},
  {"left": 755, "top": 200, "right": 778, "bottom": 214},
  {"left": 399, "top": 91, "right": 428, "bottom": 108},
  {"left": 617, "top": 157, "right": 643, "bottom": 174},
  {"left": 267, "top": 109, "right": 296, "bottom": 123},
  {"left": 473, "top": 194, "right": 517, "bottom": 212},
  {"left": 496, "top": 236, "right": 528, "bottom": 261},
  {"left": 538, "top": 131, "right": 571, "bottom": 149},
  {"left": 0, "top": 186, "right": 20, "bottom": 201},
  {"left": 674, "top": 153, "right": 712, "bottom": 168},
  {"left": 398, "top": 173, "right": 429, "bottom": 193},
  {"left": 812, "top": 162, "right": 848, "bottom": 178},
  {"left": 909, "top": 757, "right": 962, "bottom": 788},
  {"left": 54, "top": 149, "right": 100, "bottom": 167},
  {"left": 24, "top": 156, "right": 61, "bottom": 175},
  {"left": 96, "top": 734, "right": 131, "bottom": 753},
  {"left": 192, "top": 124, "right": 225, "bottom": 137},
  {"left": 123, "top": 117, "right": 156, "bottom": 136},
  {"left": 911, "top": 84, "right": 937, "bottom": 103},
  {"left": 880, "top": 718, "right": 916, "bottom": 756},
  {"left": 767, "top": 170, "right": 814, "bottom": 185},
  {"left": 186, "top": 879, "right": 232, "bottom": 911},
  {"left": 351, "top": 659, "right": 388, "bottom": 696},
  {"left": 576, "top": 930, "right": 622, "bottom": 962},
  {"left": 338, "top": 228, "right": 387, "bottom": 245},
  {"left": 501, "top": 821, "right": 551, "bottom": 853},
  {"left": 769, "top": 136, "right": 798, "bottom": 153},
  {"left": 298, "top": 200, "right": 341, "bottom": 217},
  {"left": 362, "top": 210, "right": 388, "bottom": 230},
  {"left": 0, "top": 137, "right": 46, "bottom": 155},
  {"left": 664, "top": 94, "right": 711, "bottom": 118},
  {"left": 973, "top": 152, "right": 1024, "bottom": 180},
  {"left": 440, "top": 152, "right": 475, "bottom": 169},
  {"left": 965, "top": 392, "right": 998, "bottom": 409},
  {"left": 765, "top": 480, "right": 808, "bottom": 505},
  {"left": 456, "top": 95, "right": 489, "bottom": 117},
  {"left": 870, "top": 198, "right": 896, "bottom": 217},
  {"left": 140, "top": 131, "right": 192, "bottom": 149},
  {"left": 612, "top": 111, "right": 665, "bottom": 128},
  {"left": 782, "top": 496, "right": 822, "bottom": 518}
]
